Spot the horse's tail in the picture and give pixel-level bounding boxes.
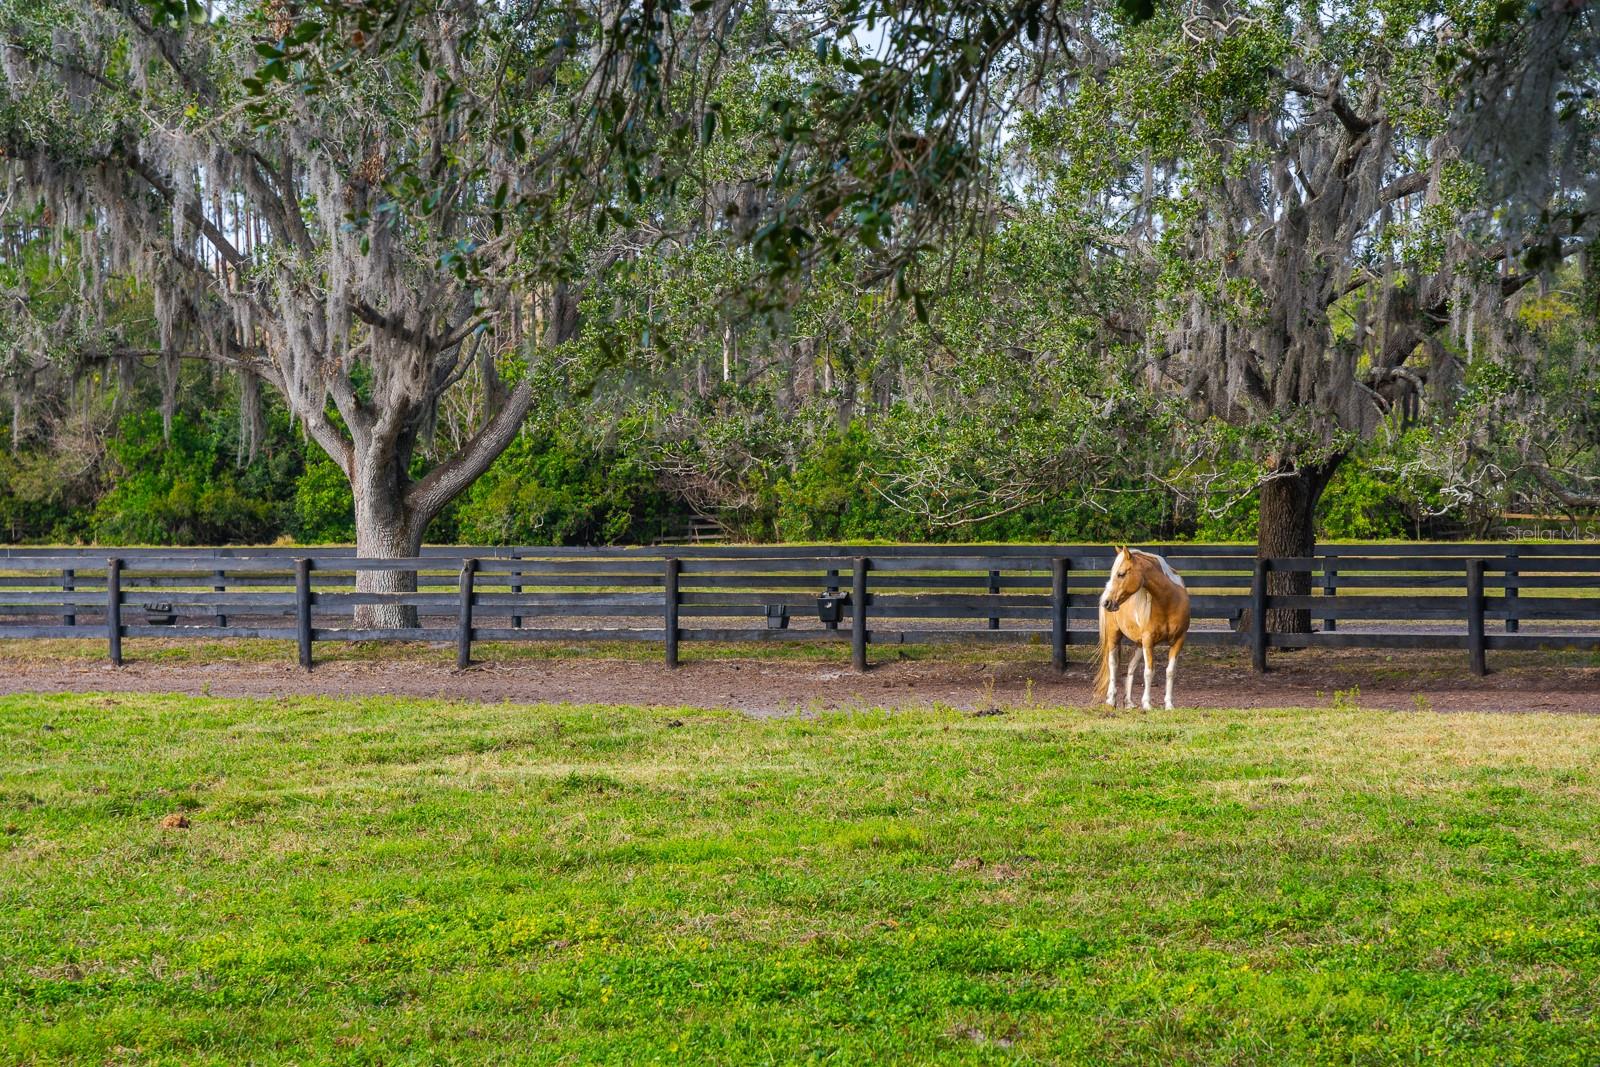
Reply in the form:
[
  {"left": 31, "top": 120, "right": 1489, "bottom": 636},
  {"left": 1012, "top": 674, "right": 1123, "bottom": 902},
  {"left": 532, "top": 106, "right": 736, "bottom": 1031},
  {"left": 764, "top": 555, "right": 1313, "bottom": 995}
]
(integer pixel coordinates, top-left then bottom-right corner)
[{"left": 1092, "top": 606, "right": 1113, "bottom": 700}]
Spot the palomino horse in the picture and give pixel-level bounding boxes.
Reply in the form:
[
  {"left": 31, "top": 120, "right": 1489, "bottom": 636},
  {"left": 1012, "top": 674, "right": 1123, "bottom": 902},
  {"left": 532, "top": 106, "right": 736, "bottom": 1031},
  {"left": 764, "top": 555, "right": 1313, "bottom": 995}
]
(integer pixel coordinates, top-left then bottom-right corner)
[{"left": 1094, "top": 547, "right": 1191, "bottom": 710}]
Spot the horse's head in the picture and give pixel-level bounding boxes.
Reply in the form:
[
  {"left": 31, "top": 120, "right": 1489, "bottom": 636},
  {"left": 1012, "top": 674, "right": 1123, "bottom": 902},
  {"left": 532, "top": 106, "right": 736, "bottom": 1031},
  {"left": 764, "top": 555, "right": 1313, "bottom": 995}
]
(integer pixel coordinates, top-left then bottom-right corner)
[{"left": 1101, "top": 546, "right": 1144, "bottom": 613}]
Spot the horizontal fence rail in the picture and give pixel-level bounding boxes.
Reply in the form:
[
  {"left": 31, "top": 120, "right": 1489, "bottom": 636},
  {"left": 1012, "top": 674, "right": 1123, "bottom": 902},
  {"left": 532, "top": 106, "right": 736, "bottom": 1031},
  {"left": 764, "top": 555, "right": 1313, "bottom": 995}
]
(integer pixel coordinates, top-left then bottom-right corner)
[{"left": 1, "top": 544, "right": 1597, "bottom": 675}]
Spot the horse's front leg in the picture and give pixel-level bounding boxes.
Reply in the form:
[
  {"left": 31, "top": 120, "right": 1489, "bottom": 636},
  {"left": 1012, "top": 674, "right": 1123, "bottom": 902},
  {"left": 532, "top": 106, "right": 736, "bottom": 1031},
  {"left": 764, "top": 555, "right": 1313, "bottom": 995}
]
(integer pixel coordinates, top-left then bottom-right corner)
[
  {"left": 1124, "top": 650, "right": 1139, "bottom": 706},
  {"left": 1140, "top": 639, "right": 1155, "bottom": 710},
  {"left": 1164, "top": 635, "right": 1185, "bottom": 711},
  {"left": 1105, "top": 637, "right": 1119, "bottom": 706}
]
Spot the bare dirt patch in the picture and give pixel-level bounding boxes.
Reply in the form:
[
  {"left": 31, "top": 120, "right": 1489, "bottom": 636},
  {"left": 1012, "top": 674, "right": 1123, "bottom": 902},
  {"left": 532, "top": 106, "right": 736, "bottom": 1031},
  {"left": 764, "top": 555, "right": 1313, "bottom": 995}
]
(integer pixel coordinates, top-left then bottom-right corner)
[{"left": 0, "top": 643, "right": 1594, "bottom": 715}]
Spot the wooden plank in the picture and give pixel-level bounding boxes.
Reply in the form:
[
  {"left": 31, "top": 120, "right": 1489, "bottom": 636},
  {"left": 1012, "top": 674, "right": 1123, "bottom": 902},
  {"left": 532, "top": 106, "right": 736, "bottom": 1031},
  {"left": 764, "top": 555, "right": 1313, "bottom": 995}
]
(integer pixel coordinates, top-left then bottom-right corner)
[
  {"left": 1318, "top": 573, "right": 1471, "bottom": 589},
  {"left": 115, "top": 558, "right": 309, "bottom": 574},
  {"left": 470, "top": 627, "right": 666, "bottom": 642},
  {"left": 1250, "top": 558, "right": 1268, "bottom": 672},
  {"left": 509, "top": 551, "right": 523, "bottom": 629},
  {"left": 471, "top": 573, "right": 662, "bottom": 588},
  {"left": 675, "top": 605, "right": 1057, "bottom": 621},
  {"left": 1321, "top": 555, "right": 1337, "bottom": 633},
  {"left": 1467, "top": 558, "right": 1487, "bottom": 676},
  {"left": 1485, "top": 633, "right": 1600, "bottom": 651},
  {"left": 866, "top": 555, "right": 1057, "bottom": 573},
  {"left": 1482, "top": 603, "right": 1600, "bottom": 621},
  {"left": 678, "top": 591, "right": 1052, "bottom": 612},
  {"left": 296, "top": 558, "right": 313, "bottom": 671},
  {"left": 1272, "top": 557, "right": 1475, "bottom": 573},
  {"left": 678, "top": 573, "right": 857, "bottom": 589},
  {"left": 678, "top": 572, "right": 1082, "bottom": 590},
  {"left": 483, "top": 592, "right": 670, "bottom": 607},
  {"left": 1051, "top": 557, "right": 1067, "bottom": 671},
  {"left": 107, "top": 558, "right": 122, "bottom": 666},
  {"left": 852, "top": 557, "right": 868, "bottom": 671},
  {"left": 845, "top": 603, "right": 1054, "bottom": 620},
  {"left": 680, "top": 628, "right": 851, "bottom": 642},
  {"left": 0, "top": 590, "right": 301, "bottom": 608},
  {"left": 866, "top": 593, "right": 1053, "bottom": 609},
  {"left": 475, "top": 603, "right": 666, "bottom": 618},
  {"left": 0, "top": 601, "right": 104, "bottom": 613},
  {"left": 1264, "top": 594, "right": 1468, "bottom": 613},
  {"left": 664, "top": 557, "right": 680, "bottom": 668},
  {"left": 310, "top": 627, "right": 461, "bottom": 641},
  {"left": 1496, "top": 574, "right": 1600, "bottom": 589},
  {"left": 1319, "top": 543, "right": 1599, "bottom": 558},
  {"left": 0, "top": 625, "right": 103, "bottom": 639},
  {"left": 457, "top": 558, "right": 477, "bottom": 670},
  {"left": 1487, "top": 558, "right": 1600, "bottom": 572},
  {"left": 888, "top": 629, "right": 1049, "bottom": 646},
  {"left": 310, "top": 592, "right": 466, "bottom": 609},
  {"left": 679, "top": 557, "right": 853, "bottom": 575},
  {"left": 1503, "top": 546, "right": 1519, "bottom": 634},
  {"left": 1267, "top": 632, "right": 1465, "bottom": 650},
  {"left": 473, "top": 558, "right": 668, "bottom": 575},
  {"left": 119, "top": 625, "right": 298, "bottom": 639}
]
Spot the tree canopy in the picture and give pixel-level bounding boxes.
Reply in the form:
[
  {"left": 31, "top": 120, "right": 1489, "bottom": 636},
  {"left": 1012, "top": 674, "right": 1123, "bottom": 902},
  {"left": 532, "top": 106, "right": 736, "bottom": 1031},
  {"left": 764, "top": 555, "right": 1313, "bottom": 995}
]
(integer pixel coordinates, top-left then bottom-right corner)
[{"left": 2, "top": 0, "right": 1596, "bottom": 576}]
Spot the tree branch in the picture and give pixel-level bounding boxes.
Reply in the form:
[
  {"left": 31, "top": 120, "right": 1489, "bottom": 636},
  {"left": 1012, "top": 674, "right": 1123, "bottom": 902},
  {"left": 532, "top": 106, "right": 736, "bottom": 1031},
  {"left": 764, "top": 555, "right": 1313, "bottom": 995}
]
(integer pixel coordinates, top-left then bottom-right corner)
[{"left": 1272, "top": 68, "right": 1375, "bottom": 134}]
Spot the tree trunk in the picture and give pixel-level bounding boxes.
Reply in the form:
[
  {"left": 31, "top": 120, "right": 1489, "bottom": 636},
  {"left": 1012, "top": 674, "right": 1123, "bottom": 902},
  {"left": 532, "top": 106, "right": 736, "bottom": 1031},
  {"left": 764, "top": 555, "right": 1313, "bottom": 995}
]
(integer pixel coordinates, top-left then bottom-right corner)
[
  {"left": 352, "top": 463, "right": 425, "bottom": 629},
  {"left": 1256, "top": 456, "right": 1343, "bottom": 634}
]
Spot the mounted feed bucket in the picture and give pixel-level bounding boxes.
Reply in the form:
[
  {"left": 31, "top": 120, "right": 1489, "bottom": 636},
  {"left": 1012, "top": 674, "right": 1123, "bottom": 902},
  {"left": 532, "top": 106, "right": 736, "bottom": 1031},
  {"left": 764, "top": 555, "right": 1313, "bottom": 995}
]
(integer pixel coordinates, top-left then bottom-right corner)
[{"left": 815, "top": 593, "right": 848, "bottom": 624}]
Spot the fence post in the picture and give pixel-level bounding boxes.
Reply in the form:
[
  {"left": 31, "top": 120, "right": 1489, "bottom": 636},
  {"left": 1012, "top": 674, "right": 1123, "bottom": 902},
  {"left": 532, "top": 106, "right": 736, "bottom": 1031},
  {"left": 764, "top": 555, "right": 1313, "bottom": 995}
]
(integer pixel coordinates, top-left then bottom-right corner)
[
  {"left": 1321, "top": 554, "right": 1337, "bottom": 632},
  {"left": 213, "top": 568, "right": 228, "bottom": 628},
  {"left": 988, "top": 569, "right": 1001, "bottom": 630},
  {"left": 1467, "top": 558, "right": 1487, "bottom": 677},
  {"left": 1250, "top": 557, "right": 1270, "bottom": 673},
  {"left": 457, "top": 558, "right": 478, "bottom": 670},
  {"left": 1503, "top": 545, "right": 1519, "bottom": 634},
  {"left": 824, "top": 568, "right": 840, "bottom": 631},
  {"left": 62, "top": 567, "right": 75, "bottom": 628},
  {"left": 295, "top": 557, "right": 314, "bottom": 672},
  {"left": 852, "top": 556, "right": 869, "bottom": 672},
  {"left": 106, "top": 558, "right": 122, "bottom": 666},
  {"left": 1050, "top": 557, "right": 1067, "bottom": 672},
  {"left": 664, "top": 556, "right": 680, "bottom": 668},
  {"left": 510, "top": 551, "right": 523, "bottom": 629}
]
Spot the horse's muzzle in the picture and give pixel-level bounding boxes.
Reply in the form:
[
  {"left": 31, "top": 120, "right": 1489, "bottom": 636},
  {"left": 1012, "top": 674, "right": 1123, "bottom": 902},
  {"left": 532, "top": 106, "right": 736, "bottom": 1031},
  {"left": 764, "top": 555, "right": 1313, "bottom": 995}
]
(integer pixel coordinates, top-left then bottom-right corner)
[{"left": 1103, "top": 598, "right": 1120, "bottom": 612}]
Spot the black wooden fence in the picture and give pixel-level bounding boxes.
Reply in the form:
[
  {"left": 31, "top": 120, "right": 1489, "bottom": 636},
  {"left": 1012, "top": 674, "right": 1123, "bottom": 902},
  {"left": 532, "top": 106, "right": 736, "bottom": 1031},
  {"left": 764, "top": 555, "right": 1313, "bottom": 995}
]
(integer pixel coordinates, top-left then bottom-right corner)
[{"left": 2, "top": 543, "right": 1598, "bottom": 674}]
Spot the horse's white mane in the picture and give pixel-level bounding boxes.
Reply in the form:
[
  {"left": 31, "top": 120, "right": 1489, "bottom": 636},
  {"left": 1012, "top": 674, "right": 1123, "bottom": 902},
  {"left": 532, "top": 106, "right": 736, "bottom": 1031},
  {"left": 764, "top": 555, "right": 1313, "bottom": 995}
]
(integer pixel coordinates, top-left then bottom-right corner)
[{"left": 1132, "top": 548, "right": 1186, "bottom": 589}]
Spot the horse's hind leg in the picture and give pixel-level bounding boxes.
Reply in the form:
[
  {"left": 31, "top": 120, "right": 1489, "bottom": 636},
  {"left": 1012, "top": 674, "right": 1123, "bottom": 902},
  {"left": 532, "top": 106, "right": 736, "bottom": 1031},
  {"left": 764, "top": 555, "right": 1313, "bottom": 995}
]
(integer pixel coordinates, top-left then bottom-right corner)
[
  {"left": 1124, "top": 649, "right": 1139, "bottom": 706},
  {"left": 1140, "top": 638, "right": 1155, "bottom": 710},
  {"left": 1164, "top": 635, "right": 1185, "bottom": 711}
]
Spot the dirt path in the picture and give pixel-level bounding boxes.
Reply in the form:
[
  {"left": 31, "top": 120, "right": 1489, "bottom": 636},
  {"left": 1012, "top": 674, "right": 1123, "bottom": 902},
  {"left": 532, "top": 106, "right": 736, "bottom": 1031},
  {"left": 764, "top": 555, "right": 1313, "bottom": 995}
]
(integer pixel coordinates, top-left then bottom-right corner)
[{"left": 1, "top": 646, "right": 1595, "bottom": 715}]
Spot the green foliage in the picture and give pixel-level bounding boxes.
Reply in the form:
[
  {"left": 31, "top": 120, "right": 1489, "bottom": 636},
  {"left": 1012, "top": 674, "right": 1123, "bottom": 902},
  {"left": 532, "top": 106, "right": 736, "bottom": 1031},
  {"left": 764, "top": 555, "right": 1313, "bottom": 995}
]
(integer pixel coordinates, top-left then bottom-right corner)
[
  {"left": 0, "top": 442, "right": 96, "bottom": 543},
  {"left": 771, "top": 425, "right": 921, "bottom": 542},
  {"left": 1319, "top": 458, "right": 1414, "bottom": 540},
  {"left": 89, "top": 410, "right": 288, "bottom": 545},
  {"left": 290, "top": 455, "right": 355, "bottom": 544},
  {"left": 455, "top": 419, "right": 680, "bottom": 546}
]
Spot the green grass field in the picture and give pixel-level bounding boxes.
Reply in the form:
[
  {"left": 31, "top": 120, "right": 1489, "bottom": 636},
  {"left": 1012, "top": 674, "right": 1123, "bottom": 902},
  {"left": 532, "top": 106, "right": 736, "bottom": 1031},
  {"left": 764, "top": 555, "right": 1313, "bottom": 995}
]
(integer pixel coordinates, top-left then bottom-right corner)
[{"left": 2, "top": 694, "right": 1598, "bottom": 1064}]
